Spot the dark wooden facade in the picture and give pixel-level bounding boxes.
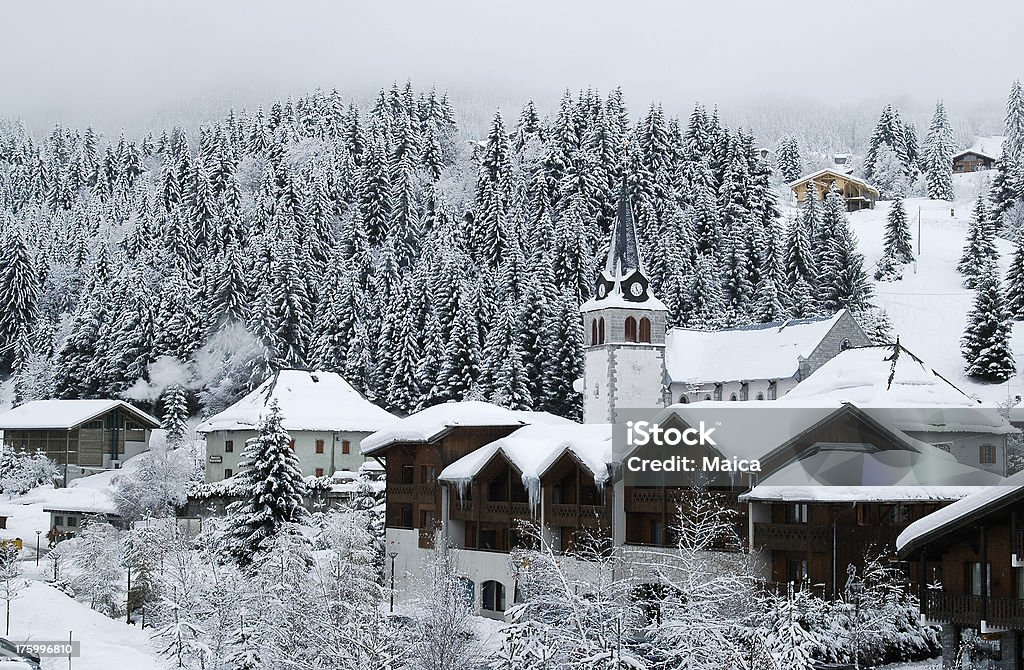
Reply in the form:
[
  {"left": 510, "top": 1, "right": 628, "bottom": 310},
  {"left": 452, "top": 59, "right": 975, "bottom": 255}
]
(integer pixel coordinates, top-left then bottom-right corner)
[
  {"left": 2, "top": 410, "right": 149, "bottom": 467},
  {"left": 752, "top": 500, "right": 944, "bottom": 597},
  {"left": 900, "top": 488, "right": 1024, "bottom": 668},
  {"left": 380, "top": 426, "right": 522, "bottom": 549},
  {"left": 953, "top": 151, "right": 997, "bottom": 174}
]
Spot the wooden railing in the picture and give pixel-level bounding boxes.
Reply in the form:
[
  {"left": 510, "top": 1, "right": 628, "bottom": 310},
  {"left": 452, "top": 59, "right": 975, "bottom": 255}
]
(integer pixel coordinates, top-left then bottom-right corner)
[
  {"left": 390, "top": 484, "right": 415, "bottom": 502},
  {"left": 752, "top": 523, "right": 832, "bottom": 552},
  {"left": 925, "top": 592, "right": 1024, "bottom": 628}
]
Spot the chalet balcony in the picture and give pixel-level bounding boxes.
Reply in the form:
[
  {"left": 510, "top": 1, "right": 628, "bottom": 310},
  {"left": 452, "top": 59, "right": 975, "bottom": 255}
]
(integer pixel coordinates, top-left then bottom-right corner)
[
  {"left": 752, "top": 523, "right": 832, "bottom": 552},
  {"left": 447, "top": 499, "right": 535, "bottom": 522},
  {"left": 390, "top": 484, "right": 415, "bottom": 503},
  {"left": 547, "top": 504, "right": 608, "bottom": 526},
  {"left": 925, "top": 592, "right": 1024, "bottom": 629}
]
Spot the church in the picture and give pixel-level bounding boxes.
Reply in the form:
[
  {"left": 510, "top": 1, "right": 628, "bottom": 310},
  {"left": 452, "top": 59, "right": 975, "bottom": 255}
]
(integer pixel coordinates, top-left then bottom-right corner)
[{"left": 577, "top": 184, "right": 871, "bottom": 424}]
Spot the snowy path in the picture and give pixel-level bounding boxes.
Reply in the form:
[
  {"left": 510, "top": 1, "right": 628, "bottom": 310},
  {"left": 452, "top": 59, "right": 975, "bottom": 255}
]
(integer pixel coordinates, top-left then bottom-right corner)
[{"left": 841, "top": 174, "right": 1024, "bottom": 404}]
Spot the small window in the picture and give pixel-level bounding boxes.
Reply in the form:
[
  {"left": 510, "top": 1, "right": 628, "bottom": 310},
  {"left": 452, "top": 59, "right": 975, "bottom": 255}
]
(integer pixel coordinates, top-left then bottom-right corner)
[
  {"left": 729, "top": 393, "right": 738, "bottom": 402},
  {"left": 704, "top": 394, "right": 712, "bottom": 401},
  {"left": 421, "top": 509, "right": 435, "bottom": 529},
  {"left": 639, "top": 317, "right": 651, "bottom": 343},
  {"left": 756, "top": 392, "right": 765, "bottom": 400},
  {"left": 224, "top": 440, "right": 234, "bottom": 453},
  {"left": 401, "top": 465, "right": 415, "bottom": 484},
  {"left": 787, "top": 558, "right": 808, "bottom": 583},
  {"left": 54, "top": 516, "right": 64, "bottom": 526},
  {"left": 591, "top": 320, "right": 598, "bottom": 345},
  {"left": 315, "top": 467, "right": 324, "bottom": 477},
  {"left": 624, "top": 316, "right": 638, "bottom": 342},
  {"left": 421, "top": 465, "right": 437, "bottom": 484},
  {"left": 840, "top": 338, "right": 851, "bottom": 352},
  {"left": 315, "top": 439, "right": 325, "bottom": 454},
  {"left": 342, "top": 439, "right": 351, "bottom": 455},
  {"left": 980, "top": 445, "right": 997, "bottom": 465},
  {"left": 598, "top": 317, "right": 605, "bottom": 344},
  {"left": 66, "top": 516, "right": 78, "bottom": 527},
  {"left": 678, "top": 395, "right": 689, "bottom": 404},
  {"left": 400, "top": 505, "right": 414, "bottom": 528},
  {"left": 789, "top": 504, "right": 808, "bottom": 524},
  {"left": 225, "top": 468, "right": 233, "bottom": 478}
]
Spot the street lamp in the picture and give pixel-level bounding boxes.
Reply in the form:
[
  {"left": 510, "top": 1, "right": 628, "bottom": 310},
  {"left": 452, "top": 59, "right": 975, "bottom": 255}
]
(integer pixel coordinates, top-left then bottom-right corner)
[
  {"left": 388, "top": 551, "right": 398, "bottom": 613},
  {"left": 35, "top": 530, "right": 41, "bottom": 567}
]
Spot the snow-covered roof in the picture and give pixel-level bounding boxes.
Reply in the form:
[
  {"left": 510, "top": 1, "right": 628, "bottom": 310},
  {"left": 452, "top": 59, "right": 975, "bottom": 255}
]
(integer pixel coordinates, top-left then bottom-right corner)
[
  {"left": 897, "top": 469, "right": 1024, "bottom": 554},
  {"left": 780, "top": 345, "right": 1015, "bottom": 435},
  {"left": 787, "top": 168, "right": 880, "bottom": 195},
  {"left": 953, "top": 135, "right": 1005, "bottom": 162},
  {"left": 22, "top": 485, "right": 119, "bottom": 516},
  {"left": 360, "top": 401, "right": 574, "bottom": 455},
  {"left": 740, "top": 447, "right": 1002, "bottom": 503},
  {"left": 438, "top": 423, "right": 613, "bottom": 505},
  {"left": 196, "top": 369, "right": 396, "bottom": 434},
  {"left": 579, "top": 288, "right": 668, "bottom": 313},
  {"left": 650, "top": 401, "right": 958, "bottom": 465},
  {"left": 665, "top": 310, "right": 848, "bottom": 384},
  {"left": 0, "top": 399, "right": 160, "bottom": 430}
]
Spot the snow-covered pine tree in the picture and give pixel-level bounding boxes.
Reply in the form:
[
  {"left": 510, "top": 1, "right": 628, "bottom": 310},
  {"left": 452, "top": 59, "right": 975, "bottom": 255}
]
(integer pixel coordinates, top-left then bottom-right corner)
[
  {"left": 1006, "top": 236, "right": 1024, "bottom": 319},
  {"left": 225, "top": 399, "right": 307, "bottom": 567},
  {"left": 876, "top": 198, "right": 915, "bottom": 283},
  {"left": 0, "top": 228, "right": 40, "bottom": 374},
  {"left": 923, "top": 101, "right": 955, "bottom": 200},
  {"left": 958, "top": 195, "right": 998, "bottom": 289},
  {"left": 540, "top": 289, "right": 583, "bottom": 420},
  {"left": 775, "top": 136, "right": 802, "bottom": 183},
  {"left": 162, "top": 385, "right": 190, "bottom": 447},
  {"left": 961, "top": 266, "right": 1016, "bottom": 382},
  {"left": 818, "top": 198, "right": 873, "bottom": 315}
]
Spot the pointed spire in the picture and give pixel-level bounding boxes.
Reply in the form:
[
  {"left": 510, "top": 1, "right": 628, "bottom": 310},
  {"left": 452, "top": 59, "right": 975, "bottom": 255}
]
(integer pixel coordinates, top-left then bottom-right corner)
[{"left": 606, "top": 177, "right": 643, "bottom": 279}]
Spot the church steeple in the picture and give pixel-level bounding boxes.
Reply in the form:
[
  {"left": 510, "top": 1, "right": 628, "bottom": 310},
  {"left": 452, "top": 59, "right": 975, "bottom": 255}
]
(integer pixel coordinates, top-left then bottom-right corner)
[{"left": 591, "top": 179, "right": 658, "bottom": 305}]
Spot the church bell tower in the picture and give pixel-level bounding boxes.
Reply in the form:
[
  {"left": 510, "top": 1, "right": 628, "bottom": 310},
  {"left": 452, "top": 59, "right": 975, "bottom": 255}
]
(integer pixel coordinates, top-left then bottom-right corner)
[{"left": 580, "top": 180, "right": 668, "bottom": 424}]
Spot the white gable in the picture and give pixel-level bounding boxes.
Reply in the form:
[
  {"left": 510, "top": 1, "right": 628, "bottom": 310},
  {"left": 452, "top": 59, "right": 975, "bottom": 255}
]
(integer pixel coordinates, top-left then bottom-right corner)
[{"left": 0, "top": 399, "right": 160, "bottom": 430}]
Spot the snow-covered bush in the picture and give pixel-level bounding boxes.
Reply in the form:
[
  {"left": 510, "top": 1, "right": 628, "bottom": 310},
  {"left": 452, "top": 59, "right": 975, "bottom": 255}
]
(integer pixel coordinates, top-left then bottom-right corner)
[{"left": 0, "top": 448, "right": 60, "bottom": 495}]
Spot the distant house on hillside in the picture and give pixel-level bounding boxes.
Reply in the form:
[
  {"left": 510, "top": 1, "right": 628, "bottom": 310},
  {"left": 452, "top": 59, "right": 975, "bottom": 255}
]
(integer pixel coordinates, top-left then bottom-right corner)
[
  {"left": 832, "top": 153, "right": 854, "bottom": 173},
  {"left": 789, "top": 168, "right": 880, "bottom": 211},
  {"left": 666, "top": 309, "right": 870, "bottom": 404},
  {"left": 0, "top": 399, "right": 160, "bottom": 484},
  {"left": 196, "top": 369, "right": 397, "bottom": 482},
  {"left": 952, "top": 135, "right": 1005, "bottom": 173}
]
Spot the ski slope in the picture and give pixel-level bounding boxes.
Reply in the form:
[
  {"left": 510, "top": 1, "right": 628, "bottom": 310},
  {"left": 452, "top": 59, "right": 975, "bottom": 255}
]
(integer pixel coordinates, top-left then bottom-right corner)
[{"left": 842, "top": 171, "right": 1023, "bottom": 404}]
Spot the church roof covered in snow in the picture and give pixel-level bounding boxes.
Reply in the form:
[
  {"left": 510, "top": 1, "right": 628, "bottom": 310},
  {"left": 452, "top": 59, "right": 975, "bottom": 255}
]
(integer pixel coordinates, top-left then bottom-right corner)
[
  {"left": 0, "top": 399, "right": 160, "bottom": 431},
  {"left": 196, "top": 369, "right": 396, "bottom": 434},
  {"left": 740, "top": 446, "right": 1002, "bottom": 504},
  {"left": 664, "top": 310, "right": 849, "bottom": 384},
  {"left": 360, "top": 401, "right": 573, "bottom": 455},
  {"left": 897, "top": 470, "right": 1024, "bottom": 555},
  {"left": 953, "top": 135, "right": 1005, "bottom": 161},
  {"left": 780, "top": 344, "right": 1015, "bottom": 435},
  {"left": 438, "top": 423, "right": 613, "bottom": 501}
]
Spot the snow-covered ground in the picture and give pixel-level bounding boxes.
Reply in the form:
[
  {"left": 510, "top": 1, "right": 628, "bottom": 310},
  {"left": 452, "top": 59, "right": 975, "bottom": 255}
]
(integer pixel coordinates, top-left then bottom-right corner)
[{"left": 842, "top": 172, "right": 1022, "bottom": 404}]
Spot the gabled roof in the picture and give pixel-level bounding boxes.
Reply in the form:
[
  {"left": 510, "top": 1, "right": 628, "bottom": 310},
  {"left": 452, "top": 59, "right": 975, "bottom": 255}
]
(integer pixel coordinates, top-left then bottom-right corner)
[
  {"left": 665, "top": 310, "right": 850, "bottom": 385},
  {"left": 196, "top": 369, "right": 396, "bottom": 434},
  {"left": 780, "top": 343, "right": 1015, "bottom": 435},
  {"left": 438, "top": 423, "right": 613, "bottom": 506},
  {"left": 787, "top": 168, "right": 880, "bottom": 196},
  {"left": 897, "top": 470, "right": 1024, "bottom": 555},
  {"left": 360, "top": 401, "right": 573, "bottom": 456},
  {"left": 740, "top": 446, "right": 1002, "bottom": 503},
  {"left": 0, "top": 399, "right": 160, "bottom": 431},
  {"left": 952, "top": 135, "right": 1005, "bottom": 162}
]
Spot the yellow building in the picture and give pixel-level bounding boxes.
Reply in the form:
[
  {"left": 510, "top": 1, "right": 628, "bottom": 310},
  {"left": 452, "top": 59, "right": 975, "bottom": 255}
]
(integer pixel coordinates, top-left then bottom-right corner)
[{"left": 788, "top": 168, "right": 880, "bottom": 212}]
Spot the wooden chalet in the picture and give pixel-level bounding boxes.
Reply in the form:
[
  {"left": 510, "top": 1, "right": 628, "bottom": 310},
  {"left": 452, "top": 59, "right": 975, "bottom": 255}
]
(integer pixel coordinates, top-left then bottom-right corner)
[
  {"left": 789, "top": 168, "right": 880, "bottom": 211},
  {"left": 0, "top": 399, "right": 160, "bottom": 483},
  {"left": 898, "top": 475, "right": 1024, "bottom": 668},
  {"left": 953, "top": 136, "right": 1004, "bottom": 174}
]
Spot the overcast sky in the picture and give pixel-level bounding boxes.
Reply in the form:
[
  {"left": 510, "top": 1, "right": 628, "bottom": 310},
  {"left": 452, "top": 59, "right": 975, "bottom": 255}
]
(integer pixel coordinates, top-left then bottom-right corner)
[{"left": 2, "top": 1, "right": 1021, "bottom": 131}]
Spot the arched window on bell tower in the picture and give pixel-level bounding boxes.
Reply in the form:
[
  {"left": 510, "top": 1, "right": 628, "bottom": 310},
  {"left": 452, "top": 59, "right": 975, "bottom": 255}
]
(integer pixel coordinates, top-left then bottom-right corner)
[
  {"left": 598, "top": 317, "right": 605, "bottom": 344},
  {"left": 591, "top": 319, "right": 598, "bottom": 345},
  {"left": 639, "top": 317, "right": 651, "bottom": 343},
  {"left": 624, "top": 316, "right": 638, "bottom": 342}
]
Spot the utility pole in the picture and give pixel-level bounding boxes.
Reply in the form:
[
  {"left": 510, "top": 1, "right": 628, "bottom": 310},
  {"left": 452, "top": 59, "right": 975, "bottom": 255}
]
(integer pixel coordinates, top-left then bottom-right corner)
[{"left": 918, "top": 206, "right": 922, "bottom": 257}]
